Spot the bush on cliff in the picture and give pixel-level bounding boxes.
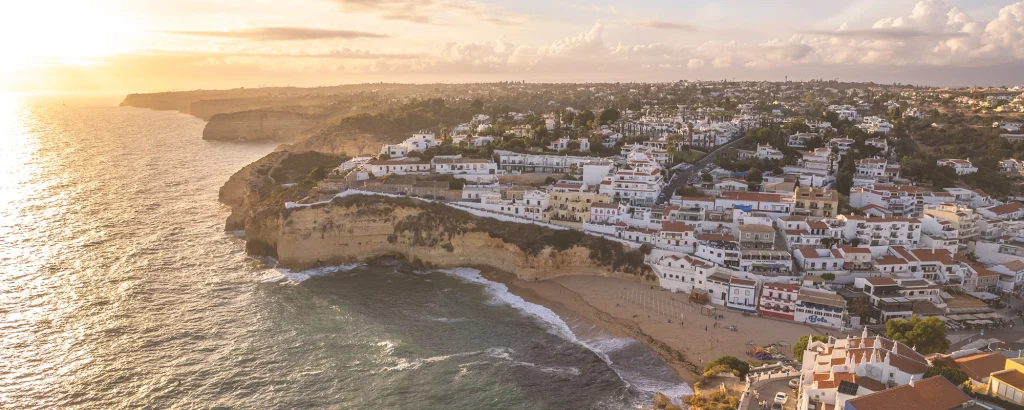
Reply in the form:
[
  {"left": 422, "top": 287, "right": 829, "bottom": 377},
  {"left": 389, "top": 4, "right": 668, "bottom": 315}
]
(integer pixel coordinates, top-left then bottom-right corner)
[
  {"left": 270, "top": 151, "right": 347, "bottom": 184},
  {"left": 684, "top": 388, "right": 739, "bottom": 410},
  {"left": 702, "top": 356, "right": 750, "bottom": 380}
]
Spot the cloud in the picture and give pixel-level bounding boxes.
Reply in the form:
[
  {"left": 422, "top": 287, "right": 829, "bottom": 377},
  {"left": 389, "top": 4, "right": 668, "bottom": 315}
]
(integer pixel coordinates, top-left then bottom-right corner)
[
  {"left": 162, "top": 27, "right": 390, "bottom": 41},
  {"left": 631, "top": 20, "right": 699, "bottom": 32},
  {"left": 687, "top": 58, "right": 705, "bottom": 69},
  {"left": 328, "top": 0, "right": 524, "bottom": 25},
  {"left": 800, "top": 27, "right": 969, "bottom": 41}
]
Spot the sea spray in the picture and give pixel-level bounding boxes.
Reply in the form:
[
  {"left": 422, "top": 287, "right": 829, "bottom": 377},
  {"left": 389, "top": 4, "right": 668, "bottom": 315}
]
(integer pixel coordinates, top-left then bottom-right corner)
[{"left": 437, "top": 267, "right": 692, "bottom": 401}]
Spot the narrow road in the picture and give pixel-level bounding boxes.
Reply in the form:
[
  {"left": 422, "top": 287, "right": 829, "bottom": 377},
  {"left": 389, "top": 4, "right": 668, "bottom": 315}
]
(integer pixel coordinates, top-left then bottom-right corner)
[{"left": 657, "top": 135, "right": 749, "bottom": 204}]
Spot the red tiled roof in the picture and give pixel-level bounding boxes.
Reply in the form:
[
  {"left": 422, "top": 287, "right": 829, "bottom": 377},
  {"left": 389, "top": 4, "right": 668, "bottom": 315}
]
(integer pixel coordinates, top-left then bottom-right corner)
[{"left": 844, "top": 376, "right": 970, "bottom": 410}]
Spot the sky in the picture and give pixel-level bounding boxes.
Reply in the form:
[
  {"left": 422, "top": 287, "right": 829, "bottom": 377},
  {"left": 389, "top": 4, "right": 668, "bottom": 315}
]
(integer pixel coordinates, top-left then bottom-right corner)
[{"left": 2, "top": 0, "right": 1023, "bottom": 93}]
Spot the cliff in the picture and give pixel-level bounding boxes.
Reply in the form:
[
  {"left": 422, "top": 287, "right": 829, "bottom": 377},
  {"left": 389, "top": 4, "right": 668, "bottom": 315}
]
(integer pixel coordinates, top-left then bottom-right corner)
[
  {"left": 203, "top": 110, "right": 317, "bottom": 142},
  {"left": 229, "top": 192, "right": 653, "bottom": 280}
]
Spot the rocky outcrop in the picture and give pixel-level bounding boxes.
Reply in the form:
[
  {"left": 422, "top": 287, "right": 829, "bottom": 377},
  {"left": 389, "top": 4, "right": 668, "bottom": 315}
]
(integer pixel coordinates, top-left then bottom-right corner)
[
  {"left": 219, "top": 152, "right": 287, "bottom": 231},
  {"left": 203, "top": 110, "right": 316, "bottom": 142},
  {"left": 230, "top": 194, "right": 652, "bottom": 281},
  {"left": 277, "top": 130, "right": 402, "bottom": 156}
]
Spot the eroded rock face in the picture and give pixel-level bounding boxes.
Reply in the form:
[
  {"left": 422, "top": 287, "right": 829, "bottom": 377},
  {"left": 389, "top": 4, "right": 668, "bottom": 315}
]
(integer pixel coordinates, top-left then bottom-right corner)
[
  {"left": 223, "top": 192, "right": 651, "bottom": 281},
  {"left": 203, "top": 111, "right": 316, "bottom": 142}
]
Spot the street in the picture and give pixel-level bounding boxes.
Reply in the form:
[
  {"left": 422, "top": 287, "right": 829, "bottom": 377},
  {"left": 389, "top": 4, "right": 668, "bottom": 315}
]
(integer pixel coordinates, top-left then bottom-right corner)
[
  {"left": 743, "top": 376, "right": 798, "bottom": 410},
  {"left": 657, "top": 135, "right": 749, "bottom": 204}
]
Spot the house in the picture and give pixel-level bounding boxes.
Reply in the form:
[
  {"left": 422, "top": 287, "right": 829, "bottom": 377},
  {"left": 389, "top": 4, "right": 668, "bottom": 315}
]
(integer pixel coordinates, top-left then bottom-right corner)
[
  {"left": 432, "top": 157, "right": 497, "bottom": 175},
  {"left": 795, "top": 248, "right": 844, "bottom": 273},
  {"left": 950, "top": 351, "right": 1008, "bottom": 389},
  {"left": 794, "top": 288, "right": 847, "bottom": 328},
  {"left": 589, "top": 202, "right": 621, "bottom": 224},
  {"left": 758, "top": 283, "right": 800, "bottom": 320},
  {"left": 837, "top": 246, "right": 873, "bottom": 271},
  {"left": 548, "top": 182, "right": 611, "bottom": 225},
  {"left": 716, "top": 191, "right": 795, "bottom": 218},
  {"left": 727, "top": 277, "right": 759, "bottom": 312},
  {"left": 797, "top": 330, "right": 929, "bottom": 410},
  {"left": 828, "top": 137, "right": 855, "bottom": 155},
  {"left": 987, "top": 358, "right": 1024, "bottom": 405},
  {"left": 865, "top": 137, "right": 889, "bottom": 152},
  {"left": 363, "top": 159, "right": 431, "bottom": 178},
  {"left": 788, "top": 132, "right": 818, "bottom": 148},
  {"left": 656, "top": 222, "right": 696, "bottom": 252},
  {"left": 714, "top": 178, "right": 749, "bottom": 192},
  {"left": 999, "top": 158, "right": 1024, "bottom": 175},
  {"left": 979, "top": 202, "right": 1024, "bottom": 220},
  {"left": 844, "top": 376, "right": 981, "bottom": 410},
  {"left": 922, "top": 203, "right": 983, "bottom": 251},
  {"left": 793, "top": 187, "right": 839, "bottom": 218},
  {"left": 737, "top": 144, "right": 784, "bottom": 161},
  {"left": 937, "top": 158, "right": 979, "bottom": 175},
  {"left": 855, "top": 159, "right": 900, "bottom": 183},
  {"left": 599, "top": 167, "right": 665, "bottom": 207},
  {"left": 780, "top": 215, "right": 842, "bottom": 248},
  {"left": 850, "top": 185, "right": 923, "bottom": 217},
  {"left": 738, "top": 223, "right": 775, "bottom": 250},
  {"left": 852, "top": 277, "right": 913, "bottom": 322},
  {"left": 838, "top": 215, "right": 922, "bottom": 247}
]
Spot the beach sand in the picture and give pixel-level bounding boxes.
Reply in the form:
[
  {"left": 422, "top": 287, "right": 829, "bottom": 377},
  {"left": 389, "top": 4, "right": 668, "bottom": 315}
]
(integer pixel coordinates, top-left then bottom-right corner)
[{"left": 481, "top": 270, "right": 834, "bottom": 384}]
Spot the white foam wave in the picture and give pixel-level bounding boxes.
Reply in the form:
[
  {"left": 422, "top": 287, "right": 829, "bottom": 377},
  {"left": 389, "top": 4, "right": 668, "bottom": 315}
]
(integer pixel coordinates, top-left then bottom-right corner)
[
  {"left": 425, "top": 316, "right": 467, "bottom": 323},
  {"left": 255, "top": 263, "right": 365, "bottom": 283},
  {"left": 437, "top": 268, "right": 692, "bottom": 400}
]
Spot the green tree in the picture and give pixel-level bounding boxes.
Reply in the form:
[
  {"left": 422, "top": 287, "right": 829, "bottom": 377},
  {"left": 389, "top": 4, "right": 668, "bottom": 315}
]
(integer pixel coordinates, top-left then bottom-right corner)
[
  {"left": 885, "top": 316, "right": 949, "bottom": 354},
  {"left": 925, "top": 359, "right": 970, "bottom": 386},
  {"left": 598, "top": 108, "right": 621, "bottom": 125},
  {"left": 306, "top": 166, "right": 329, "bottom": 182},
  {"left": 685, "top": 389, "right": 740, "bottom": 410},
  {"left": 820, "top": 272, "right": 836, "bottom": 281},
  {"left": 745, "top": 167, "right": 763, "bottom": 184},
  {"left": 793, "top": 335, "right": 829, "bottom": 361}
]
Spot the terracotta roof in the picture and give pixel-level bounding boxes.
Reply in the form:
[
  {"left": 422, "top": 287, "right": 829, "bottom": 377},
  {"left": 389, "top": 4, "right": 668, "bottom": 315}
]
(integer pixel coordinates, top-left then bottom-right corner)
[
  {"left": 730, "top": 277, "right": 757, "bottom": 286},
  {"left": 844, "top": 376, "right": 970, "bottom": 410},
  {"left": 839, "top": 246, "right": 871, "bottom": 254},
  {"left": 696, "top": 233, "right": 735, "bottom": 242},
  {"left": 992, "top": 369, "right": 1024, "bottom": 391},
  {"left": 874, "top": 255, "right": 908, "bottom": 266},
  {"left": 1003, "top": 260, "right": 1024, "bottom": 272},
  {"left": 739, "top": 224, "right": 775, "bottom": 232},
  {"left": 780, "top": 215, "right": 808, "bottom": 222},
  {"left": 985, "top": 202, "right": 1024, "bottom": 215},
  {"left": 590, "top": 202, "right": 619, "bottom": 209},
  {"left": 807, "top": 221, "right": 829, "bottom": 230},
  {"left": 953, "top": 352, "right": 1006, "bottom": 382},
  {"left": 864, "top": 277, "right": 899, "bottom": 286},
  {"left": 720, "top": 191, "right": 786, "bottom": 202},
  {"left": 661, "top": 222, "right": 695, "bottom": 233}
]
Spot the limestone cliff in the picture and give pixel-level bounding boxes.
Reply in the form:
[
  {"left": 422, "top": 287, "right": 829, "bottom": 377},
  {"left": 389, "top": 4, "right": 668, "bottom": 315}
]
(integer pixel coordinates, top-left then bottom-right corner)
[
  {"left": 203, "top": 110, "right": 316, "bottom": 142},
  {"left": 236, "top": 194, "right": 653, "bottom": 281}
]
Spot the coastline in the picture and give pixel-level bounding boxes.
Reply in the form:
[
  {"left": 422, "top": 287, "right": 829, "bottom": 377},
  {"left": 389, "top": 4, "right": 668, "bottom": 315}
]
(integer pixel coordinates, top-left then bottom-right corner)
[{"left": 478, "top": 268, "right": 832, "bottom": 388}]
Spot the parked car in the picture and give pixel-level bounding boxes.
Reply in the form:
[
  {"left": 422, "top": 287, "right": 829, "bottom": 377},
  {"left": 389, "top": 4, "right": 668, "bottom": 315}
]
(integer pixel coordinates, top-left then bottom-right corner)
[
  {"left": 774, "top": 392, "right": 788, "bottom": 404},
  {"left": 788, "top": 378, "right": 800, "bottom": 389},
  {"left": 771, "top": 403, "right": 782, "bottom": 410}
]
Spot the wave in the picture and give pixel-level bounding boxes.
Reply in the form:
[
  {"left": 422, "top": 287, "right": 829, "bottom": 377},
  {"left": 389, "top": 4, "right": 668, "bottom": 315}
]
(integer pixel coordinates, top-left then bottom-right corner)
[
  {"left": 255, "top": 263, "right": 365, "bottom": 283},
  {"left": 436, "top": 268, "right": 692, "bottom": 400}
]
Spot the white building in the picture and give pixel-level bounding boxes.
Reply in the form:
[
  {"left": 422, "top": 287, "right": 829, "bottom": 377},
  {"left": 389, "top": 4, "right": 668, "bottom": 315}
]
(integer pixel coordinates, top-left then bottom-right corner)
[
  {"left": 837, "top": 215, "right": 922, "bottom": 247},
  {"left": 937, "top": 158, "right": 978, "bottom": 175},
  {"left": 797, "top": 330, "right": 928, "bottom": 410},
  {"left": 794, "top": 248, "right": 845, "bottom": 273},
  {"left": 432, "top": 157, "right": 497, "bottom": 175},
  {"left": 363, "top": 159, "right": 431, "bottom": 178},
  {"left": 737, "top": 144, "right": 784, "bottom": 161},
  {"left": 854, "top": 159, "right": 900, "bottom": 183},
  {"left": 849, "top": 185, "right": 923, "bottom": 217},
  {"left": 380, "top": 132, "right": 438, "bottom": 158},
  {"left": 599, "top": 167, "right": 665, "bottom": 207}
]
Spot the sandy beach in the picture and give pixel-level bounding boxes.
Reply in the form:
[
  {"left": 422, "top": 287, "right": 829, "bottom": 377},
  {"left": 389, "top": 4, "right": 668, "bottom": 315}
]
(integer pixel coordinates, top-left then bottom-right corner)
[{"left": 481, "top": 270, "right": 834, "bottom": 384}]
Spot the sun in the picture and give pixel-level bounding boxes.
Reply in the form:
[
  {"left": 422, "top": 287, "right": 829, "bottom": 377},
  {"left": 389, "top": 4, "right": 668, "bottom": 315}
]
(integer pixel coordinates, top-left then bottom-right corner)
[{"left": 0, "top": 1, "right": 129, "bottom": 73}]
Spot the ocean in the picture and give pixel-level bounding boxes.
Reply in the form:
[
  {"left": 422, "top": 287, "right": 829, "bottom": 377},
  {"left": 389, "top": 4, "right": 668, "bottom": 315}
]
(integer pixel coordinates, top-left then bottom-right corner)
[{"left": 0, "top": 94, "right": 689, "bottom": 409}]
